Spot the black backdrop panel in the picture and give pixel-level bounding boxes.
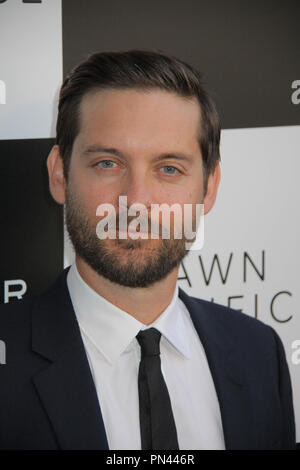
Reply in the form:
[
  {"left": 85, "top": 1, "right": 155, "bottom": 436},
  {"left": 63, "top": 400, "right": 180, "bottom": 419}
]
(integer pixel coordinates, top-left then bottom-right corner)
[
  {"left": 0, "top": 139, "right": 63, "bottom": 300},
  {"left": 62, "top": 0, "right": 300, "bottom": 130}
]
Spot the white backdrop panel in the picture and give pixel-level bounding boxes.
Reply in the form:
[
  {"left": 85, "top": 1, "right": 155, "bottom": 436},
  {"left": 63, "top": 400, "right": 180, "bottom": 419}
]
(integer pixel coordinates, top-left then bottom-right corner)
[{"left": 0, "top": 0, "right": 62, "bottom": 139}]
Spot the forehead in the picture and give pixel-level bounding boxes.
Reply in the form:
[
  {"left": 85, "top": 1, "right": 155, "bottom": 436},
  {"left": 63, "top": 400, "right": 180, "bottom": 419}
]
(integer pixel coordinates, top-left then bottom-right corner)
[{"left": 76, "top": 88, "right": 202, "bottom": 148}]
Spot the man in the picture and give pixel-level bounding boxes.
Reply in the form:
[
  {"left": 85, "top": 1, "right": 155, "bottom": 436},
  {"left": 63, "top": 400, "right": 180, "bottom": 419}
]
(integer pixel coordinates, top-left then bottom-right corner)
[{"left": 0, "top": 50, "right": 296, "bottom": 450}]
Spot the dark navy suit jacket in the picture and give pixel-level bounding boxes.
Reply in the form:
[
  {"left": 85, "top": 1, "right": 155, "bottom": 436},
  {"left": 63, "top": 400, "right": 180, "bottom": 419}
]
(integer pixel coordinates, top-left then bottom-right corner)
[{"left": 0, "top": 267, "right": 296, "bottom": 449}]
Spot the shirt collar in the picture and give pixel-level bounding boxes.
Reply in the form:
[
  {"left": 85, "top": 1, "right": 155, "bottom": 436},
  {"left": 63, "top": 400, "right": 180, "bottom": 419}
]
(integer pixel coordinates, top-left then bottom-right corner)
[
  {"left": 142, "top": 286, "right": 191, "bottom": 359},
  {"left": 67, "top": 262, "right": 190, "bottom": 365}
]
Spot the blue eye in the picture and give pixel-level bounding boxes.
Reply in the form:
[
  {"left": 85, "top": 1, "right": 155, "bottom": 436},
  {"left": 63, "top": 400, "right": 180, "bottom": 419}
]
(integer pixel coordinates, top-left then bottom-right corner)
[
  {"left": 162, "top": 166, "right": 178, "bottom": 175},
  {"left": 98, "top": 160, "right": 116, "bottom": 168}
]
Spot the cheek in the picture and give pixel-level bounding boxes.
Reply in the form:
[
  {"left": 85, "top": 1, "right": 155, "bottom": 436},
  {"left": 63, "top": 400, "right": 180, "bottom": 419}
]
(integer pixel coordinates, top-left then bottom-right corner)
[
  {"left": 185, "top": 178, "right": 204, "bottom": 203},
  {"left": 164, "top": 187, "right": 203, "bottom": 206},
  {"left": 68, "top": 181, "right": 114, "bottom": 223},
  {"left": 69, "top": 170, "right": 117, "bottom": 208}
]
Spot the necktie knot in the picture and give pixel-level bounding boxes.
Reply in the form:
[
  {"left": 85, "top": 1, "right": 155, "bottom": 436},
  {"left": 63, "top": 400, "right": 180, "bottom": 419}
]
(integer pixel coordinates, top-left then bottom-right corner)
[{"left": 136, "top": 328, "right": 161, "bottom": 357}]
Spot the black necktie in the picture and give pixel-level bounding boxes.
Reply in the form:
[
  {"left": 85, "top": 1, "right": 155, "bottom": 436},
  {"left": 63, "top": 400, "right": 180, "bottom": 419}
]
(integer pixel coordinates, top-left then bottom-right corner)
[{"left": 136, "top": 327, "right": 179, "bottom": 450}]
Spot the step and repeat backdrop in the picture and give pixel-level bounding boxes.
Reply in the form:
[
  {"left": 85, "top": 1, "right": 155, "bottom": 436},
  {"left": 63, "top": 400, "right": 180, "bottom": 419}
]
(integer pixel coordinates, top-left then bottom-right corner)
[{"left": 1, "top": 0, "right": 300, "bottom": 443}]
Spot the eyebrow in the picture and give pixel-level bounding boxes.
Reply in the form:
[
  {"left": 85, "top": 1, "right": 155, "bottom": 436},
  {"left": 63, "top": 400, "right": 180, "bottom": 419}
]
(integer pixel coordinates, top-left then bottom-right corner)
[
  {"left": 81, "top": 146, "right": 124, "bottom": 158},
  {"left": 81, "top": 146, "right": 194, "bottom": 163}
]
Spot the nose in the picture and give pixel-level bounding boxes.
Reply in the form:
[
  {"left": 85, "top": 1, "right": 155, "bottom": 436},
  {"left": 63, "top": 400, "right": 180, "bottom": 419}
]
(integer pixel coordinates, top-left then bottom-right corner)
[{"left": 120, "top": 167, "right": 154, "bottom": 211}]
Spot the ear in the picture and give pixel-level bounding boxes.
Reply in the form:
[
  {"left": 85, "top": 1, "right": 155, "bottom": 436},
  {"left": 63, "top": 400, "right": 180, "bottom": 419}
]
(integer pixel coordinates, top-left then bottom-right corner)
[
  {"left": 203, "top": 162, "right": 221, "bottom": 215},
  {"left": 47, "top": 145, "right": 66, "bottom": 204}
]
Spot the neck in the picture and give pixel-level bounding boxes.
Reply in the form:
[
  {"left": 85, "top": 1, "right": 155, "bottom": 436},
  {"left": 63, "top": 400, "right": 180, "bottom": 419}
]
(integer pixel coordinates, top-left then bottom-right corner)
[{"left": 75, "top": 256, "right": 179, "bottom": 325}]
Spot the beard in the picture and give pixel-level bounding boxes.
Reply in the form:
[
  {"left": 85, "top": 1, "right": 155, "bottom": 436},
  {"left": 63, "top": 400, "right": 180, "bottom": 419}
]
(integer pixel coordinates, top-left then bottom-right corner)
[{"left": 65, "top": 188, "right": 191, "bottom": 288}]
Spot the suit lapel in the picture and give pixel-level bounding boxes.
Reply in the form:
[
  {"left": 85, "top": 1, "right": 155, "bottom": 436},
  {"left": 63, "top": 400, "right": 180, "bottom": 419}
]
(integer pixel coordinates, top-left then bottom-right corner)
[
  {"left": 31, "top": 267, "right": 109, "bottom": 450},
  {"left": 179, "top": 288, "right": 257, "bottom": 450}
]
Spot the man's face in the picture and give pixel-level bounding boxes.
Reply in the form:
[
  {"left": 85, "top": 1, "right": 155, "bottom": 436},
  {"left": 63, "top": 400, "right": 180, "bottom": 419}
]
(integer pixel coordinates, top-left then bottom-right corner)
[{"left": 64, "top": 88, "right": 206, "bottom": 287}]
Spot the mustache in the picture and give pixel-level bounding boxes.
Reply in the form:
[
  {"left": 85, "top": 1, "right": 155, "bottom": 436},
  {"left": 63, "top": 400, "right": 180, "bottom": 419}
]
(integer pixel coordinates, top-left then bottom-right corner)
[
  {"left": 116, "top": 214, "right": 162, "bottom": 234},
  {"left": 97, "top": 212, "right": 173, "bottom": 236}
]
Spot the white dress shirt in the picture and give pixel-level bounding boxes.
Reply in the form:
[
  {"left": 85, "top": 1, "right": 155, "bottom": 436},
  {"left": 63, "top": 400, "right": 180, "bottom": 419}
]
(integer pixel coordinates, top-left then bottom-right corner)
[{"left": 67, "top": 262, "right": 225, "bottom": 450}]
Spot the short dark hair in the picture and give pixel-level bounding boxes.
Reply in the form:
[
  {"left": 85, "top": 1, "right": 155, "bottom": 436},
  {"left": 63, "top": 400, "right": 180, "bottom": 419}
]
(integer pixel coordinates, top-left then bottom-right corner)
[{"left": 56, "top": 49, "right": 221, "bottom": 193}]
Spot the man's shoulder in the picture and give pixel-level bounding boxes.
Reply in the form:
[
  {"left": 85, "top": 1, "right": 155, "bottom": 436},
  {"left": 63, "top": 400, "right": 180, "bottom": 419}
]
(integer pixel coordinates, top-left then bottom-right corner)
[
  {"left": 0, "top": 295, "right": 37, "bottom": 340},
  {"left": 0, "top": 295, "right": 36, "bottom": 318},
  {"left": 179, "top": 288, "right": 278, "bottom": 349},
  {"left": 0, "top": 269, "right": 69, "bottom": 338},
  {"left": 191, "top": 293, "right": 267, "bottom": 325}
]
